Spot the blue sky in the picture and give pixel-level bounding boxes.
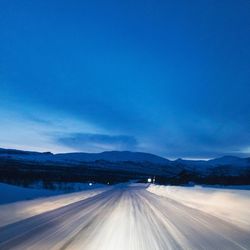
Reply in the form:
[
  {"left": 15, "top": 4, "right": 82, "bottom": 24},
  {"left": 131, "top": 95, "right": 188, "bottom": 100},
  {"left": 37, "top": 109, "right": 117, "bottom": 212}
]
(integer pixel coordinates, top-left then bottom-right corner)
[{"left": 0, "top": 0, "right": 249, "bottom": 159}]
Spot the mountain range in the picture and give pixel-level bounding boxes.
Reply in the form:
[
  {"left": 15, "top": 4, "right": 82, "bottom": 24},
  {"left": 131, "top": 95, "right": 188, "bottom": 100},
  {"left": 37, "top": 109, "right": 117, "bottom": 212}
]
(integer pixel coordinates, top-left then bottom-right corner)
[
  {"left": 0, "top": 147, "right": 250, "bottom": 185},
  {"left": 1, "top": 147, "right": 250, "bottom": 169}
]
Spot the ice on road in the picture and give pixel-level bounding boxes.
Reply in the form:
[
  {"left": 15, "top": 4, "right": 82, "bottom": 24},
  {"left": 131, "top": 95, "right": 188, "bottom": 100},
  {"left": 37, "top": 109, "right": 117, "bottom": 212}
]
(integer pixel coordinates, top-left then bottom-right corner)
[{"left": 0, "top": 184, "right": 249, "bottom": 250}]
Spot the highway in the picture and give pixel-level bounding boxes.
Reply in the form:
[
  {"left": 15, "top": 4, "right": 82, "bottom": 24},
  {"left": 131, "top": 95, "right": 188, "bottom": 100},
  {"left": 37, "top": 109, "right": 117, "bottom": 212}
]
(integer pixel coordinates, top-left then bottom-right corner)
[{"left": 0, "top": 184, "right": 249, "bottom": 250}]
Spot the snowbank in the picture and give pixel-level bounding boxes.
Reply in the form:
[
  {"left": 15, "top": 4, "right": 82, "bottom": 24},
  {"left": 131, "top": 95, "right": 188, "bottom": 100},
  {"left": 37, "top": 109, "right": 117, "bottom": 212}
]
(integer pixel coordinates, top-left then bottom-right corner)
[
  {"left": 0, "top": 182, "right": 64, "bottom": 204},
  {"left": 147, "top": 184, "right": 250, "bottom": 231},
  {"left": 0, "top": 182, "right": 107, "bottom": 204},
  {"left": 0, "top": 183, "right": 110, "bottom": 227}
]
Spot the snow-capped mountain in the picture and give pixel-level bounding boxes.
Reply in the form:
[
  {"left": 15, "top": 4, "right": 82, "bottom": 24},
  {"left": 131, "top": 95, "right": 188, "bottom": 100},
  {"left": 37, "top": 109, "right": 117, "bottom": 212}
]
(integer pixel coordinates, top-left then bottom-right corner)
[
  {"left": 54, "top": 151, "right": 170, "bottom": 164},
  {"left": 174, "top": 156, "right": 250, "bottom": 171},
  {"left": 0, "top": 147, "right": 249, "bottom": 176},
  {"left": 0, "top": 148, "right": 169, "bottom": 165},
  {"left": 208, "top": 156, "right": 250, "bottom": 167},
  {"left": 1, "top": 147, "right": 250, "bottom": 186}
]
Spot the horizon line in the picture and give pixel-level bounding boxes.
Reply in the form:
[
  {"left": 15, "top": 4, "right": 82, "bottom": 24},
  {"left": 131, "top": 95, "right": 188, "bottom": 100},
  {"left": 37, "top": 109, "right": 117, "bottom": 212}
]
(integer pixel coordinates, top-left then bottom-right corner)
[{"left": 0, "top": 146, "right": 248, "bottom": 162}]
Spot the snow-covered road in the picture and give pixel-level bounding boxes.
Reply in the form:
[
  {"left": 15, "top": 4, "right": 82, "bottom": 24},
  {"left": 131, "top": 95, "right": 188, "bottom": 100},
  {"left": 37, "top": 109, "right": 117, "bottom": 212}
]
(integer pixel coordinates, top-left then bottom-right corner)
[{"left": 0, "top": 184, "right": 249, "bottom": 250}]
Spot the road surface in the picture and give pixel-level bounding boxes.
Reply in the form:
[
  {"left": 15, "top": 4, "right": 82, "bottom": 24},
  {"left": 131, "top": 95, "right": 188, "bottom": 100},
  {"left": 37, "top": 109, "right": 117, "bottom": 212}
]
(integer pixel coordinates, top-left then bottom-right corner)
[{"left": 0, "top": 184, "right": 250, "bottom": 250}]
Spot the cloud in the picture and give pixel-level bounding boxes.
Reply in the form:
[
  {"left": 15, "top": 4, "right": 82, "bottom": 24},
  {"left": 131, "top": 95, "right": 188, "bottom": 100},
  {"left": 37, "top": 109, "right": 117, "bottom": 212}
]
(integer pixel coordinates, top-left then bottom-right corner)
[
  {"left": 150, "top": 120, "right": 250, "bottom": 159},
  {"left": 56, "top": 133, "right": 138, "bottom": 152}
]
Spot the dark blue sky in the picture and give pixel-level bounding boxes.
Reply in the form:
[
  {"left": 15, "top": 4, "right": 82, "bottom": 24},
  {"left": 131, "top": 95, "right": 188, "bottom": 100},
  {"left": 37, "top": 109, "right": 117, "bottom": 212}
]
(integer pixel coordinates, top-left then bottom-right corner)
[{"left": 0, "top": 0, "right": 249, "bottom": 159}]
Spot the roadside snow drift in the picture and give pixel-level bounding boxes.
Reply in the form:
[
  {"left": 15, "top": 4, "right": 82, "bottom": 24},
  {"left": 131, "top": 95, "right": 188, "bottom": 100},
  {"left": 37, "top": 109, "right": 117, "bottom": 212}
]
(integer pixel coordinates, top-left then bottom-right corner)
[
  {"left": 0, "top": 182, "right": 66, "bottom": 205},
  {"left": 0, "top": 185, "right": 109, "bottom": 227},
  {"left": 147, "top": 184, "right": 250, "bottom": 230}
]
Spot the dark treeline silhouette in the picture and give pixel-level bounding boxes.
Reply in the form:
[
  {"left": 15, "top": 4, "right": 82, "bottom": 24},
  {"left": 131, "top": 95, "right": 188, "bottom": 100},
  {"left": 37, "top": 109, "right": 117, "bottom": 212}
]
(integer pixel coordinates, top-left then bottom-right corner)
[
  {"left": 0, "top": 158, "right": 250, "bottom": 189},
  {"left": 153, "top": 169, "right": 250, "bottom": 185},
  {"left": 0, "top": 158, "right": 148, "bottom": 188}
]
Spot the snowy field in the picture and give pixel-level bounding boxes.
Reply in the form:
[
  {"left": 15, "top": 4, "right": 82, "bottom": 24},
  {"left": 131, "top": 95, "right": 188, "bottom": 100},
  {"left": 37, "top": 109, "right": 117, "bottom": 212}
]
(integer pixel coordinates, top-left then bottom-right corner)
[{"left": 147, "top": 184, "right": 250, "bottom": 231}]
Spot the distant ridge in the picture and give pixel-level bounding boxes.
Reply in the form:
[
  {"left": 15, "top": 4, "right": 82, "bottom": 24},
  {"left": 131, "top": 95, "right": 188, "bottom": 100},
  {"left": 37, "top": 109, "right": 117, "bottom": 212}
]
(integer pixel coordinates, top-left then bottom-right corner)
[
  {"left": 0, "top": 148, "right": 169, "bottom": 164},
  {"left": 55, "top": 151, "right": 170, "bottom": 164},
  {"left": 1, "top": 147, "right": 250, "bottom": 185},
  {"left": 0, "top": 147, "right": 249, "bottom": 168}
]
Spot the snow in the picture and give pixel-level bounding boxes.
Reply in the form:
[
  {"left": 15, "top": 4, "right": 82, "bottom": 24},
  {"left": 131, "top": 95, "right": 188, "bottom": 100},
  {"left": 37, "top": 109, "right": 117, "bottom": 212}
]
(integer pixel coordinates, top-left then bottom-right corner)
[
  {"left": 0, "top": 184, "right": 249, "bottom": 249},
  {"left": 55, "top": 151, "right": 170, "bottom": 164},
  {"left": 0, "top": 182, "right": 63, "bottom": 204},
  {"left": 208, "top": 156, "right": 250, "bottom": 167},
  {"left": 0, "top": 182, "right": 108, "bottom": 205},
  {"left": 1, "top": 148, "right": 249, "bottom": 177},
  {"left": 0, "top": 148, "right": 170, "bottom": 164},
  {"left": 29, "top": 181, "right": 107, "bottom": 192},
  {"left": 147, "top": 184, "right": 250, "bottom": 230},
  {"left": 0, "top": 182, "right": 110, "bottom": 227}
]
